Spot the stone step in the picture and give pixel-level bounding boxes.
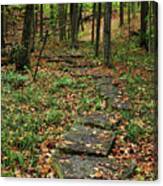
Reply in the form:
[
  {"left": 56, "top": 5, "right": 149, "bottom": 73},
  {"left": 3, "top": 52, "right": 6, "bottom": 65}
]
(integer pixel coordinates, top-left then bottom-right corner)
[
  {"left": 55, "top": 154, "right": 136, "bottom": 179},
  {"left": 56, "top": 125, "right": 115, "bottom": 156},
  {"left": 79, "top": 112, "right": 121, "bottom": 130},
  {"left": 95, "top": 76, "right": 113, "bottom": 86},
  {"left": 95, "top": 77, "right": 118, "bottom": 99},
  {"left": 112, "top": 99, "right": 131, "bottom": 110}
]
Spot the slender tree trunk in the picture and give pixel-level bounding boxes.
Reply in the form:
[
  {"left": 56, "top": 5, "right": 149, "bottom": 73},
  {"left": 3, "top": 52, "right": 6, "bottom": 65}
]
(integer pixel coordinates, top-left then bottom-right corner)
[
  {"left": 40, "top": 4, "right": 43, "bottom": 40},
  {"left": 128, "top": 2, "right": 131, "bottom": 39},
  {"left": 35, "top": 5, "right": 38, "bottom": 32},
  {"left": 104, "top": 2, "right": 112, "bottom": 67},
  {"left": 119, "top": 2, "right": 124, "bottom": 27},
  {"left": 140, "top": 2, "right": 148, "bottom": 50},
  {"left": 148, "top": 2, "right": 152, "bottom": 53},
  {"left": 132, "top": 2, "right": 136, "bottom": 18},
  {"left": 91, "top": 3, "right": 96, "bottom": 43},
  {"left": 68, "top": 5, "right": 71, "bottom": 40},
  {"left": 78, "top": 4, "right": 84, "bottom": 32},
  {"left": 1, "top": 5, "right": 5, "bottom": 49},
  {"left": 31, "top": 5, "right": 35, "bottom": 52},
  {"left": 58, "top": 4, "right": 66, "bottom": 41},
  {"left": 153, "top": 2, "right": 158, "bottom": 57},
  {"left": 152, "top": 2, "right": 158, "bottom": 180},
  {"left": 16, "top": 5, "right": 34, "bottom": 70},
  {"left": 64, "top": 4, "right": 68, "bottom": 39},
  {"left": 70, "top": 3, "right": 79, "bottom": 48},
  {"left": 95, "top": 3, "right": 101, "bottom": 57},
  {"left": 49, "top": 4, "right": 55, "bottom": 32}
]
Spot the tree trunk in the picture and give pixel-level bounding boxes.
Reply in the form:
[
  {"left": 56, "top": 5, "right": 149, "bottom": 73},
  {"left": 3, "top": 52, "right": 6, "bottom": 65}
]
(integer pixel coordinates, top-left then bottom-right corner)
[
  {"left": 58, "top": 4, "right": 66, "bottom": 41},
  {"left": 31, "top": 5, "right": 35, "bottom": 52},
  {"left": 16, "top": 5, "right": 34, "bottom": 70},
  {"left": 35, "top": 5, "right": 39, "bottom": 32},
  {"left": 1, "top": 5, "right": 5, "bottom": 49},
  {"left": 49, "top": 4, "right": 55, "bottom": 32},
  {"left": 152, "top": 3, "right": 158, "bottom": 180},
  {"left": 119, "top": 2, "right": 124, "bottom": 27},
  {"left": 78, "top": 4, "right": 84, "bottom": 32},
  {"left": 91, "top": 3, "right": 96, "bottom": 43},
  {"left": 64, "top": 4, "right": 68, "bottom": 39},
  {"left": 104, "top": 3, "right": 112, "bottom": 67},
  {"left": 140, "top": 2, "right": 148, "bottom": 50},
  {"left": 148, "top": 2, "right": 152, "bottom": 52},
  {"left": 4, "top": 5, "right": 8, "bottom": 38},
  {"left": 70, "top": 3, "right": 79, "bottom": 48},
  {"left": 153, "top": 1, "right": 158, "bottom": 57},
  {"left": 132, "top": 2, "right": 136, "bottom": 18},
  {"left": 40, "top": 4, "right": 43, "bottom": 40},
  {"left": 128, "top": 2, "right": 131, "bottom": 39},
  {"left": 95, "top": 3, "right": 101, "bottom": 57}
]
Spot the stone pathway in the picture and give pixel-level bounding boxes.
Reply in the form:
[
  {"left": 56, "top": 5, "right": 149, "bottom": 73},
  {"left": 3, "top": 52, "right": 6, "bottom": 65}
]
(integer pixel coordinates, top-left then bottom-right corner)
[
  {"left": 57, "top": 125, "right": 115, "bottom": 156},
  {"left": 56, "top": 154, "right": 136, "bottom": 179},
  {"left": 95, "top": 77, "right": 118, "bottom": 99},
  {"left": 54, "top": 61, "right": 135, "bottom": 179},
  {"left": 80, "top": 112, "right": 121, "bottom": 130}
]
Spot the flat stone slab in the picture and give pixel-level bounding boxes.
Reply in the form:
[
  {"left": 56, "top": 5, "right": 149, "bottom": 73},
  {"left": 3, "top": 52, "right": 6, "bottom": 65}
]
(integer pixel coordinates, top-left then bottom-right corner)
[
  {"left": 56, "top": 125, "right": 115, "bottom": 156},
  {"left": 112, "top": 100, "right": 131, "bottom": 110},
  {"left": 95, "top": 77, "right": 118, "bottom": 99},
  {"left": 80, "top": 112, "right": 121, "bottom": 130},
  {"left": 95, "top": 76, "right": 113, "bottom": 86},
  {"left": 55, "top": 154, "right": 136, "bottom": 179}
]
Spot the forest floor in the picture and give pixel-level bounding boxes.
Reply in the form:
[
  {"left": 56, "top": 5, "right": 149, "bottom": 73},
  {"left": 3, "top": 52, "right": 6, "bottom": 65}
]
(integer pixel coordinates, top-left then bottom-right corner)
[{"left": 1, "top": 15, "right": 157, "bottom": 180}]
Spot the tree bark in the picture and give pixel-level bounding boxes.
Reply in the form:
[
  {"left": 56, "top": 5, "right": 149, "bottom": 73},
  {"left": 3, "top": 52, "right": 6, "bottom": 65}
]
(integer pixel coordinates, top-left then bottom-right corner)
[
  {"left": 153, "top": 1, "right": 158, "bottom": 57},
  {"left": 140, "top": 2, "right": 148, "bottom": 50},
  {"left": 119, "top": 2, "right": 124, "bottom": 27},
  {"left": 16, "top": 5, "right": 34, "bottom": 70},
  {"left": 104, "top": 3, "right": 112, "bottom": 67},
  {"left": 152, "top": 2, "right": 158, "bottom": 180},
  {"left": 1, "top": 5, "right": 5, "bottom": 49},
  {"left": 70, "top": 3, "right": 79, "bottom": 48},
  {"left": 128, "top": 2, "right": 131, "bottom": 39},
  {"left": 40, "top": 4, "right": 43, "bottom": 40},
  {"left": 78, "top": 4, "right": 84, "bottom": 32},
  {"left": 64, "top": 4, "right": 68, "bottom": 39},
  {"left": 91, "top": 3, "right": 96, "bottom": 43},
  {"left": 58, "top": 4, "right": 66, "bottom": 41},
  {"left": 35, "top": 5, "right": 39, "bottom": 32},
  {"left": 31, "top": 5, "right": 35, "bottom": 52},
  {"left": 148, "top": 2, "right": 152, "bottom": 52},
  {"left": 95, "top": 3, "right": 101, "bottom": 57},
  {"left": 131, "top": 2, "right": 136, "bottom": 18},
  {"left": 49, "top": 4, "right": 55, "bottom": 32}
]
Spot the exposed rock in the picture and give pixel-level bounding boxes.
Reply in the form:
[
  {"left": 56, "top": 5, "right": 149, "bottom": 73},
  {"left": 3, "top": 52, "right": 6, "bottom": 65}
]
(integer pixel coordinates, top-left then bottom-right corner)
[
  {"left": 80, "top": 112, "right": 121, "bottom": 130},
  {"left": 112, "top": 100, "right": 131, "bottom": 110},
  {"left": 56, "top": 125, "right": 115, "bottom": 156},
  {"left": 95, "top": 77, "right": 118, "bottom": 99},
  {"left": 55, "top": 154, "right": 136, "bottom": 179}
]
